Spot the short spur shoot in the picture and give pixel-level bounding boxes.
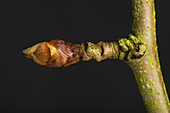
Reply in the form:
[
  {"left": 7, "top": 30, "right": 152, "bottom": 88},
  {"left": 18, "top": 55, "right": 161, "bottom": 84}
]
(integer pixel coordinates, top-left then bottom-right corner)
[{"left": 23, "top": 34, "right": 146, "bottom": 67}]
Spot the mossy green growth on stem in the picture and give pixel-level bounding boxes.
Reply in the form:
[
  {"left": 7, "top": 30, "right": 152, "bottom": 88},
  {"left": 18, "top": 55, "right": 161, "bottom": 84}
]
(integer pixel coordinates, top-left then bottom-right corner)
[{"left": 79, "top": 34, "right": 146, "bottom": 62}]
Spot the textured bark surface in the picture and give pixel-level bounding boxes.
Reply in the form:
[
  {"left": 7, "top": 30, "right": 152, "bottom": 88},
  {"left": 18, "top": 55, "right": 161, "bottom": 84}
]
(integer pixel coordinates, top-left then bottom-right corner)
[{"left": 127, "top": 0, "right": 170, "bottom": 112}]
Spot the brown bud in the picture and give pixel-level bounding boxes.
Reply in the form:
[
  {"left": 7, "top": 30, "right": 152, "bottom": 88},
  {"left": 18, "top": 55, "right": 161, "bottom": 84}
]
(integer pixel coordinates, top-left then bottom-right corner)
[{"left": 23, "top": 40, "right": 81, "bottom": 67}]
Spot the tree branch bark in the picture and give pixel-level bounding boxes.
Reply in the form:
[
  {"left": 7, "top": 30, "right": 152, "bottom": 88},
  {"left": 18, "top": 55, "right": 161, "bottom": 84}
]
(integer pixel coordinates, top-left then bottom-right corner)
[{"left": 127, "top": 0, "right": 170, "bottom": 112}]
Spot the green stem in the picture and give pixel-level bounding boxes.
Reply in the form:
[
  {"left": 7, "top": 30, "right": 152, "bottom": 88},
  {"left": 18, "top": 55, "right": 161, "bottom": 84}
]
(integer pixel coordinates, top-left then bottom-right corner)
[{"left": 127, "top": 0, "right": 170, "bottom": 112}]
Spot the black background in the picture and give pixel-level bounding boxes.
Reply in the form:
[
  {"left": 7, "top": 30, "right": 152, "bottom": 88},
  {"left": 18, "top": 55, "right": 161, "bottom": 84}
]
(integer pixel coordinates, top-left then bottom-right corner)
[{"left": 0, "top": 0, "right": 170, "bottom": 113}]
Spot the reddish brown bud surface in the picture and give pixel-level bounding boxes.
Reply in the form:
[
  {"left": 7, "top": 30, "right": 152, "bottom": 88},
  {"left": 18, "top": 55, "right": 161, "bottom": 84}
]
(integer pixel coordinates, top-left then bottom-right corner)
[
  {"left": 23, "top": 40, "right": 81, "bottom": 67},
  {"left": 46, "top": 40, "right": 81, "bottom": 67}
]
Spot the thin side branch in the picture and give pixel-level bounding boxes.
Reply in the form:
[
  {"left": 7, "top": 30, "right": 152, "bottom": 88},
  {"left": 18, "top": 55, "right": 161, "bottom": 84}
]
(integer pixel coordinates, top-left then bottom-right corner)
[{"left": 23, "top": 35, "right": 145, "bottom": 67}]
